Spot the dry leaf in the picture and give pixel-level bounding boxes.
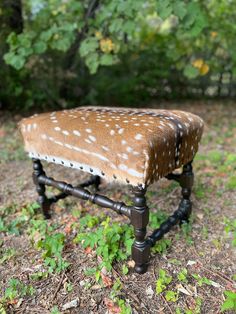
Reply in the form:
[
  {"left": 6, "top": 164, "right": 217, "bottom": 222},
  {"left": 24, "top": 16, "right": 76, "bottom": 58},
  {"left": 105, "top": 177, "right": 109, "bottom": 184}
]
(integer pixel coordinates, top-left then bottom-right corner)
[
  {"left": 84, "top": 247, "right": 92, "bottom": 254},
  {"left": 101, "top": 273, "right": 113, "bottom": 287},
  {"left": 0, "top": 128, "right": 6, "bottom": 137},
  {"left": 127, "top": 260, "right": 135, "bottom": 268},
  {"left": 104, "top": 298, "right": 121, "bottom": 314},
  {"left": 176, "top": 284, "right": 192, "bottom": 296}
]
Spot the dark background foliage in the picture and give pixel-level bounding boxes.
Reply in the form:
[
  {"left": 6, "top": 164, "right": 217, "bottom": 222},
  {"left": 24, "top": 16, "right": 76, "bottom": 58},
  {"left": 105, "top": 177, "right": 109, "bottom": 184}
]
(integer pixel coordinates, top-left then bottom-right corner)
[{"left": 1, "top": 0, "right": 236, "bottom": 112}]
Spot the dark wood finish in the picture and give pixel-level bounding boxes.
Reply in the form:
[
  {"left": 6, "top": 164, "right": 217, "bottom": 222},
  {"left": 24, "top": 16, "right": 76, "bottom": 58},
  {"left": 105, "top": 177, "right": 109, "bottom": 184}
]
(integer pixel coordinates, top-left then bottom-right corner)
[
  {"left": 48, "top": 175, "right": 101, "bottom": 204},
  {"left": 131, "top": 187, "right": 150, "bottom": 274},
  {"left": 37, "top": 173, "right": 131, "bottom": 218},
  {"left": 148, "top": 161, "right": 194, "bottom": 245},
  {"left": 32, "top": 159, "right": 194, "bottom": 274},
  {"left": 32, "top": 158, "right": 51, "bottom": 219}
]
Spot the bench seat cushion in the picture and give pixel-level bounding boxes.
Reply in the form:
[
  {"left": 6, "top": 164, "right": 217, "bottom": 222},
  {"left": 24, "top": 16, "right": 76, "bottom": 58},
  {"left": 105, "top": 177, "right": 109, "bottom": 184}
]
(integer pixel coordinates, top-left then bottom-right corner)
[{"left": 19, "top": 107, "right": 204, "bottom": 187}]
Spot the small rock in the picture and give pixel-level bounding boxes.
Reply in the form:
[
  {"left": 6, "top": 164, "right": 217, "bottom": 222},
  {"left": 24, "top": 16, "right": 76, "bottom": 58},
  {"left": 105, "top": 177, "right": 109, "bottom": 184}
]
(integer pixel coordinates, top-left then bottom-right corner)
[
  {"left": 91, "top": 284, "right": 102, "bottom": 290},
  {"left": 146, "top": 286, "right": 154, "bottom": 298},
  {"left": 62, "top": 298, "right": 79, "bottom": 311},
  {"left": 187, "top": 260, "right": 196, "bottom": 266}
]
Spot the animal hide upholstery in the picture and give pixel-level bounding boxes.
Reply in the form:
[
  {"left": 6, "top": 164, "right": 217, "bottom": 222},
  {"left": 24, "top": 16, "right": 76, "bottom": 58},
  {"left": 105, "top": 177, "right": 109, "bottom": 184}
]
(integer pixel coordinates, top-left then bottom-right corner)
[{"left": 19, "top": 107, "right": 204, "bottom": 187}]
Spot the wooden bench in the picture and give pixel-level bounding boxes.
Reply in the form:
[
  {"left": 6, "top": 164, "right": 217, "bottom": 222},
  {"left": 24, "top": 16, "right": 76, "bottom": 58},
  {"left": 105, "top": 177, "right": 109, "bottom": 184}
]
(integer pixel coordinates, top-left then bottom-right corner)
[{"left": 19, "top": 106, "right": 204, "bottom": 273}]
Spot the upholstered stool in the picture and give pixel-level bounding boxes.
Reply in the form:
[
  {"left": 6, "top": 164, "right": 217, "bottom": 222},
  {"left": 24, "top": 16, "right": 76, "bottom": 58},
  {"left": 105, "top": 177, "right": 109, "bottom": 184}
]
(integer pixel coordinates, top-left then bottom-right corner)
[{"left": 19, "top": 107, "right": 204, "bottom": 273}]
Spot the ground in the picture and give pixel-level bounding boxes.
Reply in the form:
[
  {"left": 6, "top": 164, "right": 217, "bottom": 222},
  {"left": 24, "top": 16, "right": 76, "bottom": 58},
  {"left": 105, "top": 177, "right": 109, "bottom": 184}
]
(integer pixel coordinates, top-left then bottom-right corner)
[{"left": 0, "top": 102, "right": 236, "bottom": 314}]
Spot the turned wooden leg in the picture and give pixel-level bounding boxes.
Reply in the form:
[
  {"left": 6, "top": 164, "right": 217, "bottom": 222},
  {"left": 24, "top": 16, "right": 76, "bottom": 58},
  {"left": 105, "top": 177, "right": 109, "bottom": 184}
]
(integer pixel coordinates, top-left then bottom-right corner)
[
  {"left": 178, "top": 161, "right": 194, "bottom": 224},
  {"left": 32, "top": 159, "right": 51, "bottom": 219},
  {"left": 131, "top": 187, "right": 150, "bottom": 274},
  {"left": 92, "top": 175, "right": 101, "bottom": 191}
]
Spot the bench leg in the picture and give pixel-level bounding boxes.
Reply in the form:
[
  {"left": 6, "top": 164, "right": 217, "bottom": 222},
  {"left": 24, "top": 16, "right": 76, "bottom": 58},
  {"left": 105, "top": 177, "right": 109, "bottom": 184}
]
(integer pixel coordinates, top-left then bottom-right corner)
[
  {"left": 131, "top": 187, "right": 150, "bottom": 274},
  {"left": 32, "top": 159, "right": 51, "bottom": 219},
  {"left": 178, "top": 161, "right": 194, "bottom": 224}
]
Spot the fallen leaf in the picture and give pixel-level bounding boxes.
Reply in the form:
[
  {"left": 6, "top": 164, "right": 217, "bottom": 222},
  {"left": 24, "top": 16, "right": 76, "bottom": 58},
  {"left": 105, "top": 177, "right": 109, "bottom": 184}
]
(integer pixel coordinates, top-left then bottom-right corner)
[
  {"left": 64, "top": 224, "right": 72, "bottom": 234},
  {"left": 84, "top": 247, "right": 92, "bottom": 254},
  {"left": 196, "top": 213, "right": 204, "bottom": 220},
  {"left": 104, "top": 298, "right": 121, "bottom": 314},
  {"left": 176, "top": 284, "right": 192, "bottom": 296},
  {"left": 127, "top": 260, "right": 135, "bottom": 268},
  {"left": 101, "top": 273, "right": 113, "bottom": 287},
  {"left": 0, "top": 128, "right": 6, "bottom": 137}
]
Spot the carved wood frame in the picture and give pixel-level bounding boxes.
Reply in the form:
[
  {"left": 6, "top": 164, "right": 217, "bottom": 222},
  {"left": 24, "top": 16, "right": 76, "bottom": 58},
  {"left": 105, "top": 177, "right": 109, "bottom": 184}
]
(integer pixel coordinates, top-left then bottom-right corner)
[{"left": 32, "top": 158, "right": 194, "bottom": 274}]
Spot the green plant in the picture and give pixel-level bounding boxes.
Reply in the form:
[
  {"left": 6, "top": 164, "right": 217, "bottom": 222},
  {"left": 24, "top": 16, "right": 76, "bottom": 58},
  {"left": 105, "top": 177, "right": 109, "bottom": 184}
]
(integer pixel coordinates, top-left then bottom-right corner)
[
  {"left": 192, "top": 274, "right": 215, "bottom": 287},
  {"left": 109, "top": 279, "right": 132, "bottom": 314},
  {"left": 2, "top": 0, "right": 228, "bottom": 111},
  {"left": 180, "top": 221, "right": 193, "bottom": 245},
  {"left": 149, "top": 211, "right": 172, "bottom": 253},
  {"left": 0, "top": 203, "right": 40, "bottom": 235},
  {"left": 0, "top": 248, "right": 16, "bottom": 264},
  {"left": 2, "top": 279, "right": 35, "bottom": 302},
  {"left": 74, "top": 217, "right": 133, "bottom": 271},
  {"left": 180, "top": 297, "right": 202, "bottom": 314},
  {"left": 177, "top": 268, "right": 188, "bottom": 283},
  {"left": 65, "top": 282, "right": 73, "bottom": 293},
  {"left": 79, "top": 214, "right": 102, "bottom": 230},
  {"left": 0, "top": 303, "right": 7, "bottom": 314},
  {"left": 50, "top": 306, "right": 62, "bottom": 314},
  {"left": 30, "top": 271, "right": 48, "bottom": 281},
  {"left": 156, "top": 269, "right": 172, "bottom": 294},
  {"left": 122, "top": 264, "right": 129, "bottom": 275},
  {"left": 36, "top": 233, "right": 70, "bottom": 273},
  {"left": 226, "top": 176, "right": 236, "bottom": 190},
  {"left": 165, "top": 290, "right": 178, "bottom": 302},
  {"left": 221, "top": 291, "right": 236, "bottom": 312},
  {"left": 224, "top": 218, "right": 236, "bottom": 247}
]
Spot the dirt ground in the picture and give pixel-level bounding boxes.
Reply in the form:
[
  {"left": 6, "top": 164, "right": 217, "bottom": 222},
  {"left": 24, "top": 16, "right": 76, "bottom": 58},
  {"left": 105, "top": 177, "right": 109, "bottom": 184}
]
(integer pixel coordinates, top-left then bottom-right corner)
[{"left": 0, "top": 101, "right": 236, "bottom": 314}]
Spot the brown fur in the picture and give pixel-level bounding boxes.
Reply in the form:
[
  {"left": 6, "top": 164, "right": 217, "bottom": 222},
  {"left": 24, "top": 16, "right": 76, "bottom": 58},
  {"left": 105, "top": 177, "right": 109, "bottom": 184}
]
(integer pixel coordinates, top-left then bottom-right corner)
[{"left": 19, "top": 107, "right": 204, "bottom": 187}]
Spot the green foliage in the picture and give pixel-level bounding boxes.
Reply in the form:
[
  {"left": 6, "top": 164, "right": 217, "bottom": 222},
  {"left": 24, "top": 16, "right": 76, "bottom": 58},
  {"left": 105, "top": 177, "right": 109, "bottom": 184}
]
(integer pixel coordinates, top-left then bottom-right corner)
[
  {"left": 227, "top": 176, "right": 236, "bottom": 190},
  {"left": 149, "top": 211, "right": 172, "bottom": 253},
  {"left": 156, "top": 269, "right": 172, "bottom": 294},
  {"left": 177, "top": 268, "right": 188, "bottom": 283},
  {"left": 30, "top": 271, "right": 48, "bottom": 281},
  {"left": 50, "top": 306, "right": 62, "bottom": 314},
  {"left": 36, "top": 232, "right": 70, "bottom": 273},
  {"left": 74, "top": 216, "right": 133, "bottom": 271},
  {"left": 110, "top": 279, "right": 132, "bottom": 314},
  {"left": 221, "top": 291, "right": 236, "bottom": 312},
  {"left": 224, "top": 218, "right": 236, "bottom": 246},
  {"left": 0, "top": 248, "right": 16, "bottom": 264},
  {"left": 1, "top": 0, "right": 232, "bottom": 110},
  {"left": 192, "top": 274, "right": 215, "bottom": 287},
  {"left": 165, "top": 290, "right": 178, "bottom": 302},
  {"left": 0, "top": 203, "right": 40, "bottom": 235},
  {"left": 2, "top": 279, "right": 35, "bottom": 302},
  {"left": 180, "top": 221, "right": 193, "bottom": 245}
]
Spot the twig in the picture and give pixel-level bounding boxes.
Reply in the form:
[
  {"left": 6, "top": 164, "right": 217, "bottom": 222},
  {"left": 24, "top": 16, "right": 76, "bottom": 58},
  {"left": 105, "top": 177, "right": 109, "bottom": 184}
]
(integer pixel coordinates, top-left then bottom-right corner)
[
  {"left": 201, "top": 265, "right": 235, "bottom": 286},
  {"left": 51, "top": 272, "right": 66, "bottom": 302},
  {"left": 161, "top": 294, "right": 174, "bottom": 314},
  {"left": 191, "top": 247, "right": 235, "bottom": 285}
]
